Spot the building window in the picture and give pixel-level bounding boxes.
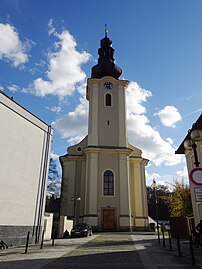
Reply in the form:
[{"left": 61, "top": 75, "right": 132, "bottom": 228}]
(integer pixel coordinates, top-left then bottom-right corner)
[
  {"left": 103, "top": 170, "right": 114, "bottom": 196},
  {"left": 105, "top": 93, "right": 112, "bottom": 106},
  {"left": 77, "top": 147, "right": 82, "bottom": 152}
]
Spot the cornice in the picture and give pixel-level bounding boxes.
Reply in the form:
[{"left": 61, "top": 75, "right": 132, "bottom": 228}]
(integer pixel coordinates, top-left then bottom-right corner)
[
  {"left": 87, "top": 76, "right": 129, "bottom": 88},
  {"left": 84, "top": 145, "right": 132, "bottom": 155}
]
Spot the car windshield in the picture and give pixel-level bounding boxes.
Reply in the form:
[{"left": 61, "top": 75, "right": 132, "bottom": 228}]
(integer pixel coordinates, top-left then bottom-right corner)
[{"left": 74, "top": 223, "right": 88, "bottom": 228}]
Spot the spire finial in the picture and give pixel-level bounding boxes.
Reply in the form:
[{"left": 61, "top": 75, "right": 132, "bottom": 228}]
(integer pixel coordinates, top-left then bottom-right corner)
[{"left": 104, "top": 23, "right": 108, "bottom": 37}]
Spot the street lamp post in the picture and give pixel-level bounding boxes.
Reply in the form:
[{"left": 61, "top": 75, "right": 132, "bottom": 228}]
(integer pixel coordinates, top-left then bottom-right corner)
[
  {"left": 71, "top": 196, "right": 81, "bottom": 225},
  {"left": 184, "top": 124, "right": 202, "bottom": 168},
  {"left": 152, "top": 179, "right": 160, "bottom": 244}
]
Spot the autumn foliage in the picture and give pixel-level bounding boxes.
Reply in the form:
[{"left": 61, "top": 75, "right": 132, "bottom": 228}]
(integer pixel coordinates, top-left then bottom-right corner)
[
  {"left": 167, "top": 179, "right": 192, "bottom": 217},
  {"left": 147, "top": 179, "right": 193, "bottom": 220}
]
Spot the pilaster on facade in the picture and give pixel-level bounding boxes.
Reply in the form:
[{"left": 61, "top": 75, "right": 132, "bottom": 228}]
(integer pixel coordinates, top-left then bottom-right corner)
[
  {"left": 84, "top": 151, "right": 98, "bottom": 216},
  {"left": 119, "top": 154, "right": 131, "bottom": 220},
  {"left": 129, "top": 156, "right": 149, "bottom": 230},
  {"left": 87, "top": 79, "right": 99, "bottom": 146},
  {"left": 118, "top": 84, "right": 128, "bottom": 147}
]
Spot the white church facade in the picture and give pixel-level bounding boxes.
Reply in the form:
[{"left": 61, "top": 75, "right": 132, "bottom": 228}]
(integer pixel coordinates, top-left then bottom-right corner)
[{"left": 60, "top": 32, "right": 149, "bottom": 231}]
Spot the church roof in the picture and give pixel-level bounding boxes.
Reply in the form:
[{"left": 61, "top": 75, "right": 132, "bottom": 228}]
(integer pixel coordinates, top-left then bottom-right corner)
[{"left": 91, "top": 28, "right": 122, "bottom": 79}]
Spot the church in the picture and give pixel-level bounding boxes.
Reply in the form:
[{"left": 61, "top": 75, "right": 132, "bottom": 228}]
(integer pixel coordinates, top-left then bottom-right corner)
[{"left": 60, "top": 31, "right": 149, "bottom": 231}]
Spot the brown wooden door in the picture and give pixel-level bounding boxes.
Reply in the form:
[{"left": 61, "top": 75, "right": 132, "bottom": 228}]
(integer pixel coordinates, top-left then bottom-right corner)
[{"left": 103, "top": 209, "right": 116, "bottom": 230}]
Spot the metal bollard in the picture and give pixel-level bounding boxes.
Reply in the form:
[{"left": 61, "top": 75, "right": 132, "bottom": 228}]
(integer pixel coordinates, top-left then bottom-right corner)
[
  {"left": 189, "top": 235, "right": 196, "bottom": 266},
  {"left": 162, "top": 230, "right": 166, "bottom": 247},
  {"left": 52, "top": 228, "right": 55, "bottom": 246},
  {"left": 24, "top": 231, "right": 30, "bottom": 254},
  {"left": 168, "top": 230, "right": 172, "bottom": 251},
  {"left": 157, "top": 224, "right": 160, "bottom": 244},
  {"left": 177, "top": 237, "right": 181, "bottom": 257},
  {"left": 40, "top": 230, "right": 45, "bottom": 249},
  {"left": 161, "top": 223, "right": 166, "bottom": 247}
]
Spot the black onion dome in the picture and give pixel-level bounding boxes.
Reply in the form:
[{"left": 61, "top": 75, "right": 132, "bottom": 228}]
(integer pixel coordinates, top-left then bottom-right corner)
[{"left": 91, "top": 34, "right": 122, "bottom": 79}]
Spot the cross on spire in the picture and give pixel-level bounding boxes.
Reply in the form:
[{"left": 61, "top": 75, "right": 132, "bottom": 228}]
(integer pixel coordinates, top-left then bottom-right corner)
[{"left": 105, "top": 23, "right": 108, "bottom": 37}]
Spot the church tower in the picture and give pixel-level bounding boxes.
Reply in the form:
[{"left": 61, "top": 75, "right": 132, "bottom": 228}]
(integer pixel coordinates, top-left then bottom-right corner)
[{"left": 60, "top": 30, "right": 149, "bottom": 232}]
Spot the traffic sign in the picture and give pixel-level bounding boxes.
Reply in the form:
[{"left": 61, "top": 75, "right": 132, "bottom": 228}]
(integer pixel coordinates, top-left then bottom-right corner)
[
  {"left": 189, "top": 168, "right": 202, "bottom": 186},
  {"left": 195, "top": 187, "right": 202, "bottom": 202}
]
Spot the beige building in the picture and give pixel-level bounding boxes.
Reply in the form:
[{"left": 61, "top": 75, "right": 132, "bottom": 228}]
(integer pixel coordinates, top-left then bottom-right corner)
[
  {"left": 176, "top": 114, "right": 202, "bottom": 226},
  {"left": 0, "top": 90, "right": 53, "bottom": 246},
  {"left": 60, "top": 33, "right": 149, "bottom": 231}
]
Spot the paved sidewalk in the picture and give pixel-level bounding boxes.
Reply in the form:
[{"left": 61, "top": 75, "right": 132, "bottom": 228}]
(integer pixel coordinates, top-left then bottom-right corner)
[
  {"left": 132, "top": 233, "right": 202, "bottom": 268},
  {"left": 1, "top": 233, "right": 202, "bottom": 268},
  {"left": 0, "top": 235, "right": 98, "bottom": 269}
]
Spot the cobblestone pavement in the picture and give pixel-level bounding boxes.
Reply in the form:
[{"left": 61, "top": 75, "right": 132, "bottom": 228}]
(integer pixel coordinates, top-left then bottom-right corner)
[
  {"left": 41, "top": 234, "right": 144, "bottom": 269},
  {"left": 1, "top": 233, "right": 202, "bottom": 269},
  {"left": 0, "top": 236, "right": 97, "bottom": 269}
]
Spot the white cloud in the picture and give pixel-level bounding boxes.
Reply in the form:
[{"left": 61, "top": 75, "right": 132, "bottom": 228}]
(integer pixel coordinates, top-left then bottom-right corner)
[
  {"left": 154, "top": 105, "right": 182, "bottom": 127},
  {"left": 145, "top": 171, "right": 161, "bottom": 182},
  {"left": 7, "top": 84, "right": 20, "bottom": 93},
  {"left": 145, "top": 171, "right": 169, "bottom": 187},
  {"left": 52, "top": 94, "right": 88, "bottom": 144},
  {"left": 50, "top": 152, "right": 60, "bottom": 159},
  {"left": 48, "top": 19, "right": 56, "bottom": 36},
  {"left": 166, "top": 137, "right": 173, "bottom": 145},
  {"left": 0, "top": 23, "right": 30, "bottom": 67},
  {"left": 31, "top": 24, "right": 91, "bottom": 98},
  {"left": 46, "top": 106, "right": 62, "bottom": 114},
  {"left": 176, "top": 165, "right": 188, "bottom": 180},
  {"left": 126, "top": 83, "right": 182, "bottom": 166},
  {"left": 127, "top": 114, "right": 181, "bottom": 166},
  {"left": 0, "top": 86, "right": 4, "bottom": 91},
  {"left": 126, "top": 81, "right": 152, "bottom": 114}
]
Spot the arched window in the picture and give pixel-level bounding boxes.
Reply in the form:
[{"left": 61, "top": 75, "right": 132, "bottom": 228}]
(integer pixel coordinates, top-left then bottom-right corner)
[
  {"left": 103, "top": 170, "right": 114, "bottom": 196},
  {"left": 105, "top": 93, "right": 112, "bottom": 106}
]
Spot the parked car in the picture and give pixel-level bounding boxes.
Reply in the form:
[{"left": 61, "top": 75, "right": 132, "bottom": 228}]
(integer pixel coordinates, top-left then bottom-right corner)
[{"left": 71, "top": 223, "right": 93, "bottom": 237}]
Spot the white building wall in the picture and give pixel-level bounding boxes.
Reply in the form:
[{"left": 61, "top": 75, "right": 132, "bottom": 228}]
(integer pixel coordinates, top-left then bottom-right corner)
[
  {"left": 1, "top": 104, "right": 45, "bottom": 225},
  {"left": 0, "top": 91, "right": 53, "bottom": 245}
]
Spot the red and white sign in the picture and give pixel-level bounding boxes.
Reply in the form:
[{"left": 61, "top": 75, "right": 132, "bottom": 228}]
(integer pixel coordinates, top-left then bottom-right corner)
[{"left": 189, "top": 168, "right": 202, "bottom": 186}]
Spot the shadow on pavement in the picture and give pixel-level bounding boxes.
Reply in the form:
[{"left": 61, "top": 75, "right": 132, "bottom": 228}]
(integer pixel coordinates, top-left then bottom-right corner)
[
  {"left": 1, "top": 233, "right": 202, "bottom": 268},
  {"left": 0, "top": 250, "right": 143, "bottom": 269}
]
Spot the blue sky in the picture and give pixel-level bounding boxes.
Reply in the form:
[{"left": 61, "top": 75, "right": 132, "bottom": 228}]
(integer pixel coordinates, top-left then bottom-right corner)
[{"left": 1, "top": 0, "right": 202, "bottom": 186}]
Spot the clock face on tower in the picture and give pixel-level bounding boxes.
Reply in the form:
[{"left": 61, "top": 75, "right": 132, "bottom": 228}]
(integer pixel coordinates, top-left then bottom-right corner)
[{"left": 104, "top": 82, "right": 113, "bottom": 90}]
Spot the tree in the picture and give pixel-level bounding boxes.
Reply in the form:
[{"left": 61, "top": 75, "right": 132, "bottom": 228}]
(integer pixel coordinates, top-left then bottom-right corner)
[
  {"left": 47, "top": 158, "right": 61, "bottom": 198},
  {"left": 147, "top": 184, "right": 171, "bottom": 220},
  {"left": 167, "top": 179, "right": 192, "bottom": 217},
  {"left": 147, "top": 179, "right": 193, "bottom": 220}
]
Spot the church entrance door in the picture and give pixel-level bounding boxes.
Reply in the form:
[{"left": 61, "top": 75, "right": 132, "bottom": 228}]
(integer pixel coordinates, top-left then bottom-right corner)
[{"left": 102, "top": 209, "right": 116, "bottom": 230}]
